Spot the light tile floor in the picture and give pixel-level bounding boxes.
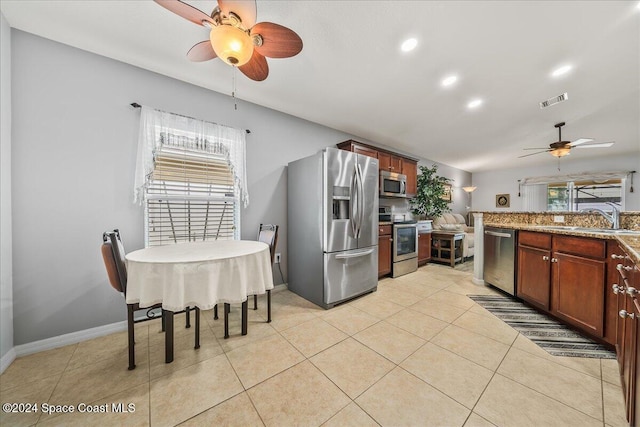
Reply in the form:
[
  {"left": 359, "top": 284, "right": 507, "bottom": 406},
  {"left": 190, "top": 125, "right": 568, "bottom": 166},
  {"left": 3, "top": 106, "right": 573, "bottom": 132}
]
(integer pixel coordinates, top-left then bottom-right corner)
[{"left": 0, "top": 262, "right": 628, "bottom": 427}]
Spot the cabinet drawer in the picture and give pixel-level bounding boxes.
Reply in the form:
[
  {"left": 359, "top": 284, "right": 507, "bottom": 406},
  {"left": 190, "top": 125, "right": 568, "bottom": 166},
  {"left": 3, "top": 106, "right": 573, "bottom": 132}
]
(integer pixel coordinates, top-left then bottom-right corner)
[
  {"left": 379, "top": 225, "right": 392, "bottom": 236},
  {"left": 553, "top": 235, "right": 605, "bottom": 259},
  {"left": 519, "top": 231, "right": 551, "bottom": 249}
]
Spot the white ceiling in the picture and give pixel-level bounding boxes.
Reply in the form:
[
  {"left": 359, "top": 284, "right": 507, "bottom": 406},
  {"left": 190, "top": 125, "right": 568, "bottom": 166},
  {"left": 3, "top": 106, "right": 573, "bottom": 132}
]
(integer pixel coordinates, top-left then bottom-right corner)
[{"left": 2, "top": 1, "right": 639, "bottom": 172}]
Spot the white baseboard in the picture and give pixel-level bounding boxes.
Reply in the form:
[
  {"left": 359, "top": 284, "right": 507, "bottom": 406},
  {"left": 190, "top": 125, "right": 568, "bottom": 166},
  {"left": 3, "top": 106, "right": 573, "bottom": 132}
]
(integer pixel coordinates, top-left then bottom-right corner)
[
  {"left": 472, "top": 277, "right": 485, "bottom": 285},
  {"left": 0, "top": 347, "right": 16, "bottom": 374},
  {"left": 14, "top": 321, "right": 127, "bottom": 358}
]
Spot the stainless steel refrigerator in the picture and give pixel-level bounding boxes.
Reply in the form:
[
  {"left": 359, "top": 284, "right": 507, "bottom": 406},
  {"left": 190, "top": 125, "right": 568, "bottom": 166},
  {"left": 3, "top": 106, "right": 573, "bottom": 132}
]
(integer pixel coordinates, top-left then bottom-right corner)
[{"left": 288, "top": 148, "right": 379, "bottom": 308}]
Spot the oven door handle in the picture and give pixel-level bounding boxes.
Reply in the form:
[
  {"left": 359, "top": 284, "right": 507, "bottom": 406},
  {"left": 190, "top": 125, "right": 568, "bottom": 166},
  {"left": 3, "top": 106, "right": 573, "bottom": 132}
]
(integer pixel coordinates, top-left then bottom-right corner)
[{"left": 335, "top": 249, "right": 375, "bottom": 259}]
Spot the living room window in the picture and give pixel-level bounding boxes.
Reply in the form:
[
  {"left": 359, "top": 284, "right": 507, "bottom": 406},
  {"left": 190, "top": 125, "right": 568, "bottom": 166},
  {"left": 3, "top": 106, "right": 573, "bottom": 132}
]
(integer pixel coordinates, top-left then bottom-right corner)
[
  {"left": 134, "top": 106, "right": 248, "bottom": 247},
  {"left": 547, "top": 179, "right": 623, "bottom": 212}
]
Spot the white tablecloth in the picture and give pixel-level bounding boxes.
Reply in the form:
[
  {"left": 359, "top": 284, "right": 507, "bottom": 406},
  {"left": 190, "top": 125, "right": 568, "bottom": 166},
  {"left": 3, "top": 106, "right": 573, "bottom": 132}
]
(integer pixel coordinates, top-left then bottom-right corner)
[{"left": 125, "top": 240, "right": 274, "bottom": 312}]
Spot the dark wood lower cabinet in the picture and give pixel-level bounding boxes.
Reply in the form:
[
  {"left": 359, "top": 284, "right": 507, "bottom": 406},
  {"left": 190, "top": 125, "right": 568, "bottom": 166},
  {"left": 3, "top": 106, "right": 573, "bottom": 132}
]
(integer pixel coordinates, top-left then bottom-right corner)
[
  {"left": 514, "top": 230, "right": 640, "bottom": 425},
  {"left": 418, "top": 232, "right": 431, "bottom": 266},
  {"left": 378, "top": 225, "right": 392, "bottom": 277},
  {"left": 551, "top": 252, "right": 605, "bottom": 337},
  {"left": 610, "top": 243, "right": 639, "bottom": 426},
  {"left": 517, "top": 245, "right": 551, "bottom": 310}
]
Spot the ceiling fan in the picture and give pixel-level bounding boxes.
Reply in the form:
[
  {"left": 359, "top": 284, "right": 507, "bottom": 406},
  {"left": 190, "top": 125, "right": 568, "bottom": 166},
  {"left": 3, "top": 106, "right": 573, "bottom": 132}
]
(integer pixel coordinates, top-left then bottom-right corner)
[
  {"left": 155, "top": 0, "right": 303, "bottom": 81},
  {"left": 519, "top": 122, "right": 615, "bottom": 158}
]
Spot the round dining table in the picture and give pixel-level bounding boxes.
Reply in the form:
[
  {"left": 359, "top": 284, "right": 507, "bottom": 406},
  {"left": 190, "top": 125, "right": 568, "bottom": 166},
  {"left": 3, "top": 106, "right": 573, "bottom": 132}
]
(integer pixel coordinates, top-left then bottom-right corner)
[{"left": 125, "top": 240, "right": 274, "bottom": 362}]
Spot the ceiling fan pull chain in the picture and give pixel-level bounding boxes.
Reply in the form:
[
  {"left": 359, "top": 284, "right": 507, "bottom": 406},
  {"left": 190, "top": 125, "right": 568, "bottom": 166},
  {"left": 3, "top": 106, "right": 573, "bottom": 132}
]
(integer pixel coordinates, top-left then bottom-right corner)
[{"left": 232, "top": 67, "right": 238, "bottom": 111}]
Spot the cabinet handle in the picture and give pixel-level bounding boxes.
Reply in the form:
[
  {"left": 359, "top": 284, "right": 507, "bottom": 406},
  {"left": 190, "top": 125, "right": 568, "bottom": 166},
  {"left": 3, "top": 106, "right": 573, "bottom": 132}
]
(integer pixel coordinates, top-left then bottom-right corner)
[
  {"left": 613, "top": 284, "right": 620, "bottom": 294},
  {"left": 627, "top": 287, "right": 638, "bottom": 297},
  {"left": 551, "top": 258, "right": 558, "bottom": 263},
  {"left": 611, "top": 254, "right": 625, "bottom": 260},
  {"left": 620, "top": 310, "right": 635, "bottom": 319},
  {"left": 542, "top": 256, "right": 549, "bottom": 261},
  {"left": 617, "top": 264, "right": 633, "bottom": 272}
]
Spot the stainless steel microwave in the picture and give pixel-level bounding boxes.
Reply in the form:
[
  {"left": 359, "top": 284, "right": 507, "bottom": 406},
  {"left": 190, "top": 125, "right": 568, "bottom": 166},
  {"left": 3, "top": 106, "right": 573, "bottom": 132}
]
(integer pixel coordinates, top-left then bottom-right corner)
[{"left": 380, "top": 170, "right": 407, "bottom": 198}]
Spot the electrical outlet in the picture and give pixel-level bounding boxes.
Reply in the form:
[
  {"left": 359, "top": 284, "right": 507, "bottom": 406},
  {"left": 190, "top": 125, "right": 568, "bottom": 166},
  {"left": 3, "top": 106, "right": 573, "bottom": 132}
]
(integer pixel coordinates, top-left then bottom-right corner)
[
  {"left": 275, "top": 253, "right": 281, "bottom": 264},
  {"left": 553, "top": 215, "right": 565, "bottom": 223}
]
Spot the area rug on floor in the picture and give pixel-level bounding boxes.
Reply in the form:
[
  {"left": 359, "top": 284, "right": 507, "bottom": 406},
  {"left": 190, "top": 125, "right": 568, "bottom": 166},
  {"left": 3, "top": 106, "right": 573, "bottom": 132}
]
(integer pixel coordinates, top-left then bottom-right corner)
[{"left": 468, "top": 294, "right": 616, "bottom": 359}]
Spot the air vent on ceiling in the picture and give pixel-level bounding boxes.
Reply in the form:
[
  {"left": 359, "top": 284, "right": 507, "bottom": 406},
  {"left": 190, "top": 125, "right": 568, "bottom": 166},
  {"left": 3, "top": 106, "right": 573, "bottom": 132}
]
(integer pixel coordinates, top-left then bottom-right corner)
[{"left": 539, "top": 92, "right": 568, "bottom": 109}]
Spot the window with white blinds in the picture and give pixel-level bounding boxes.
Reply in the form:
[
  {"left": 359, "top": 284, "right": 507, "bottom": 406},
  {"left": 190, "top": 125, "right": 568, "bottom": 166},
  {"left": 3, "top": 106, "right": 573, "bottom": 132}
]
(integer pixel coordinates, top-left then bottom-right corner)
[{"left": 144, "top": 138, "right": 239, "bottom": 247}]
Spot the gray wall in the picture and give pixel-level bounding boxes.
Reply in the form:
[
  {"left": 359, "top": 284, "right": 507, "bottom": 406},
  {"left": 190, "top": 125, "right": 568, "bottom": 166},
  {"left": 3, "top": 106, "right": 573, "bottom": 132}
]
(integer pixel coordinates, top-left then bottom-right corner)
[
  {"left": 10, "top": 30, "right": 470, "bottom": 345},
  {"left": 1, "top": 13, "right": 13, "bottom": 359}
]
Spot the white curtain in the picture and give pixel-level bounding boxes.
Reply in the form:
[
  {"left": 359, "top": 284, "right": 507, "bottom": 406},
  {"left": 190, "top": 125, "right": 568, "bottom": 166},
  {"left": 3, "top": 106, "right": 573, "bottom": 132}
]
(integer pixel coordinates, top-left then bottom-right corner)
[
  {"left": 521, "top": 184, "right": 547, "bottom": 211},
  {"left": 134, "top": 106, "right": 249, "bottom": 207},
  {"left": 520, "top": 171, "right": 632, "bottom": 185}
]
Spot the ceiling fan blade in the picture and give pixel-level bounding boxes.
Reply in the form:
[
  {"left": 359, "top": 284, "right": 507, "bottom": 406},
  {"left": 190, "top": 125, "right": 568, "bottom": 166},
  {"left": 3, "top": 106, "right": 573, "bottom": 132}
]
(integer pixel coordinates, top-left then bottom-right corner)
[
  {"left": 569, "top": 138, "right": 594, "bottom": 147},
  {"left": 574, "top": 141, "right": 615, "bottom": 149},
  {"left": 523, "top": 147, "right": 550, "bottom": 150},
  {"left": 218, "top": 0, "right": 257, "bottom": 28},
  {"left": 187, "top": 41, "right": 217, "bottom": 62},
  {"left": 154, "top": 0, "right": 214, "bottom": 26},
  {"left": 238, "top": 50, "right": 269, "bottom": 81},
  {"left": 518, "top": 150, "right": 550, "bottom": 158},
  {"left": 251, "top": 22, "right": 303, "bottom": 58}
]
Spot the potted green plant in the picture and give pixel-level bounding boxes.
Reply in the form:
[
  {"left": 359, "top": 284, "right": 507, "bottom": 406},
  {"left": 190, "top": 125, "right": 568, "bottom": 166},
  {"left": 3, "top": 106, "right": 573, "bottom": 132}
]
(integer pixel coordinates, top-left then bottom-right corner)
[{"left": 410, "top": 164, "right": 452, "bottom": 219}]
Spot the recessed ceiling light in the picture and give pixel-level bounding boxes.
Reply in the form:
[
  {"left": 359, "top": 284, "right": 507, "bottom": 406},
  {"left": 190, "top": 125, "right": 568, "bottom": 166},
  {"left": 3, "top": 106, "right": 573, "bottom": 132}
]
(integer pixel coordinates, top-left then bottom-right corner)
[
  {"left": 551, "top": 65, "right": 572, "bottom": 77},
  {"left": 441, "top": 75, "right": 458, "bottom": 87},
  {"left": 401, "top": 38, "right": 418, "bottom": 52},
  {"left": 467, "top": 99, "right": 483, "bottom": 109}
]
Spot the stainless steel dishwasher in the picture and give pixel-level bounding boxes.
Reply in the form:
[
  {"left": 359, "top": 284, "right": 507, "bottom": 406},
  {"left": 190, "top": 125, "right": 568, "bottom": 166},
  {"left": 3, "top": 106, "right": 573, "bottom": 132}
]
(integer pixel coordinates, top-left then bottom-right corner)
[{"left": 483, "top": 227, "right": 516, "bottom": 295}]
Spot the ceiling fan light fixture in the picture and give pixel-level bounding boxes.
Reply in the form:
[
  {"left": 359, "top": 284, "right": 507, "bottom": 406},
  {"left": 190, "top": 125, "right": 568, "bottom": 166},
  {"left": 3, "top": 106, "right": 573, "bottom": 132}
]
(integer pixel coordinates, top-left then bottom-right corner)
[
  {"left": 550, "top": 147, "right": 571, "bottom": 157},
  {"left": 210, "top": 24, "right": 254, "bottom": 66}
]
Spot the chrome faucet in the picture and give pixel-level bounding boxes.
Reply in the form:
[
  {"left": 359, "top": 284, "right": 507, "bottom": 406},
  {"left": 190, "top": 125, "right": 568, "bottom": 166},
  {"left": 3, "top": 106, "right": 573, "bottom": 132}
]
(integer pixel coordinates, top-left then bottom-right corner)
[{"left": 579, "top": 202, "right": 620, "bottom": 229}]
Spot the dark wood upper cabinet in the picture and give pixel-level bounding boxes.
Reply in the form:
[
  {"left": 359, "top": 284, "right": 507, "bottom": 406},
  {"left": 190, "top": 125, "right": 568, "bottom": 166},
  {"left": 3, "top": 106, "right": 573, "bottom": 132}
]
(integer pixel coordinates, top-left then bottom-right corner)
[
  {"left": 336, "top": 140, "right": 418, "bottom": 197},
  {"left": 402, "top": 160, "right": 417, "bottom": 197},
  {"left": 378, "top": 152, "right": 403, "bottom": 173}
]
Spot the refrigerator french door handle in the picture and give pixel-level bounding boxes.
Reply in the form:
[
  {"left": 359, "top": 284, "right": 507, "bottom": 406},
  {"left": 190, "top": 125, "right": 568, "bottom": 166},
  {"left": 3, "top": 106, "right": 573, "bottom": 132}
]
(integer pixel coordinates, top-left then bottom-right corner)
[
  {"left": 350, "top": 165, "right": 358, "bottom": 238},
  {"left": 356, "top": 163, "right": 364, "bottom": 239},
  {"left": 335, "top": 248, "right": 375, "bottom": 259}
]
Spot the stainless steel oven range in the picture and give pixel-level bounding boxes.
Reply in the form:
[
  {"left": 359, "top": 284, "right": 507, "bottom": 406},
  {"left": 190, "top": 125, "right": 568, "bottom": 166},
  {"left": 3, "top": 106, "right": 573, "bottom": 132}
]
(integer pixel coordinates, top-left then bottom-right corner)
[{"left": 392, "top": 221, "right": 418, "bottom": 277}]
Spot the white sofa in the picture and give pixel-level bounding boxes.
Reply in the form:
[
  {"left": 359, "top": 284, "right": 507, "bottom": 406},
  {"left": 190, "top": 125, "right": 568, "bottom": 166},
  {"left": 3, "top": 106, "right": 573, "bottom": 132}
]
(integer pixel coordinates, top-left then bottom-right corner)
[{"left": 432, "top": 213, "right": 475, "bottom": 259}]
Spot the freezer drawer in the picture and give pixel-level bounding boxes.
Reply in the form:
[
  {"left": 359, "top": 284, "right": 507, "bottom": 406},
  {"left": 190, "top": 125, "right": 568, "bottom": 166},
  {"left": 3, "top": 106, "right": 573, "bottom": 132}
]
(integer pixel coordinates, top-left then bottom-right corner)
[{"left": 324, "top": 247, "right": 378, "bottom": 306}]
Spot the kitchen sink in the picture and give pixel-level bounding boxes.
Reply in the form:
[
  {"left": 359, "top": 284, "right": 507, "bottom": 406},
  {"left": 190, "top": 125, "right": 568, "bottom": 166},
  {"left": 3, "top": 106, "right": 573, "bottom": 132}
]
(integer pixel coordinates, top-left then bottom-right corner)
[{"left": 529, "top": 225, "right": 640, "bottom": 235}]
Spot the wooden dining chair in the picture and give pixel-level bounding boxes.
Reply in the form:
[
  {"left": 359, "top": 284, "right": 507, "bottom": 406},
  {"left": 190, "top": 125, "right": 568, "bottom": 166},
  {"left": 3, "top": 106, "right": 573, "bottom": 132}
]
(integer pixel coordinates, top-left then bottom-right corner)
[
  {"left": 101, "top": 229, "right": 200, "bottom": 370},
  {"left": 253, "top": 224, "right": 278, "bottom": 323},
  {"left": 213, "top": 223, "right": 278, "bottom": 334}
]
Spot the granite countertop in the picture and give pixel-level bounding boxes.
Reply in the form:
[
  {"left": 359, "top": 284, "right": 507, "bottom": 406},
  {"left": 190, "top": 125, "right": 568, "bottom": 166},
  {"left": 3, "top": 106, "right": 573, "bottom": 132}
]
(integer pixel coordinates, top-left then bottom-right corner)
[
  {"left": 379, "top": 221, "right": 393, "bottom": 226},
  {"left": 484, "top": 222, "right": 640, "bottom": 265}
]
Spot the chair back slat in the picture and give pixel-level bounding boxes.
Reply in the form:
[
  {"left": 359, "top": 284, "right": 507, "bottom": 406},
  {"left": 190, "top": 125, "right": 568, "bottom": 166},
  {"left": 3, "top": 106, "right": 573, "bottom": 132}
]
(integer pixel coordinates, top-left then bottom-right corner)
[
  {"left": 101, "top": 242, "right": 123, "bottom": 292},
  {"left": 102, "top": 229, "right": 128, "bottom": 294},
  {"left": 258, "top": 224, "right": 279, "bottom": 264}
]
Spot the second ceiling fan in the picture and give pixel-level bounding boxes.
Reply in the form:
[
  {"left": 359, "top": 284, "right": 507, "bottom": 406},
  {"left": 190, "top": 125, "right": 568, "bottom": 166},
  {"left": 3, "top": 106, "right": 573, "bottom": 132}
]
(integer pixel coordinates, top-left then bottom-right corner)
[
  {"left": 155, "top": 0, "right": 303, "bottom": 81},
  {"left": 519, "top": 122, "right": 615, "bottom": 158}
]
